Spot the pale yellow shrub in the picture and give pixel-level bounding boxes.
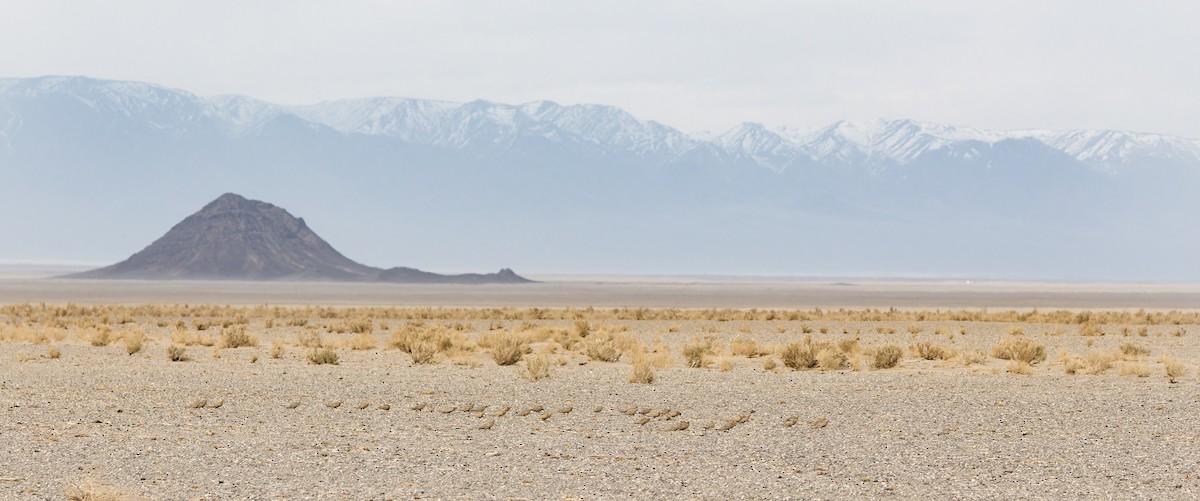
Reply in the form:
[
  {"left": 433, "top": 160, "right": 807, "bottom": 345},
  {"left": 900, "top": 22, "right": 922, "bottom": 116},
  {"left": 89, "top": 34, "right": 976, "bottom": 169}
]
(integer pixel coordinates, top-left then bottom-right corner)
[
  {"left": 991, "top": 338, "right": 1046, "bottom": 364},
  {"left": 520, "top": 354, "right": 551, "bottom": 381}
]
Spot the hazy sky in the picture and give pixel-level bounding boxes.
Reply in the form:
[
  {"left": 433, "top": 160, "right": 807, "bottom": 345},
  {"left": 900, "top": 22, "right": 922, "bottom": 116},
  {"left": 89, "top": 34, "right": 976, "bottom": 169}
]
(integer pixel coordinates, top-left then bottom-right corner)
[{"left": 3, "top": 0, "right": 1198, "bottom": 137}]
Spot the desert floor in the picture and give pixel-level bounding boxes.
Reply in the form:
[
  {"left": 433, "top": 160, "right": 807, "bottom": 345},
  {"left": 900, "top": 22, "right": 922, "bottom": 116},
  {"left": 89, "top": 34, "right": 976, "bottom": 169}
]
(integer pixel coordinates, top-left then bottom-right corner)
[{"left": 2, "top": 277, "right": 1200, "bottom": 499}]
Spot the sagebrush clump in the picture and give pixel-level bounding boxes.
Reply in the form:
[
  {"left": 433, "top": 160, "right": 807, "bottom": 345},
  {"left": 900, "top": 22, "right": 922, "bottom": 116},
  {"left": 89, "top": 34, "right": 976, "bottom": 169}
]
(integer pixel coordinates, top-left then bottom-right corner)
[
  {"left": 308, "top": 347, "right": 339, "bottom": 365},
  {"left": 167, "top": 344, "right": 188, "bottom": 362},
  {"left": 867, "top": 345, "right": 903, "bottom": 369},
  {"left": 584, "top": 334, "right": 622, "bottom": 362},
  {"left": 991, "top": 337, "right": 1046, "bottom": 365},
  {"left": 629, "top": 361, "right": 655, "bottom": 384},
  {"left": 221, "top": 326, "right": 257, "bottom": 348},
  {"left": 489, "top": 331, "right": 526, "bottom": 366},
  {"left": 520, "top": 354, "right": 551, "bottom": 381},
  {"left": 780, "top": 336, "right": 834, "bottom": 370},
  {"left": 682, "top": 336, "right": 717, "bottom": 368}
]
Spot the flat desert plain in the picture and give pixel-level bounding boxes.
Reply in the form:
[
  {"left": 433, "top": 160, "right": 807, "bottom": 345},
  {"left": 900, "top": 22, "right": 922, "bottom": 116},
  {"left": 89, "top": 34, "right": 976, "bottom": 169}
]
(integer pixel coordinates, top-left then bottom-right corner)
[{"left": 2, "top": 276, "right": 1200, "bottom": 499}]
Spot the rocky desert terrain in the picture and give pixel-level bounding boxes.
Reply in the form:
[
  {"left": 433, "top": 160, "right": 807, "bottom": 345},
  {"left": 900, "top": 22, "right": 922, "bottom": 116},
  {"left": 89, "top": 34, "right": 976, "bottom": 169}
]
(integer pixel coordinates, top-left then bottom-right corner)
[{"left": 2, "top": 292, "right": 1199, "bottom": 499}]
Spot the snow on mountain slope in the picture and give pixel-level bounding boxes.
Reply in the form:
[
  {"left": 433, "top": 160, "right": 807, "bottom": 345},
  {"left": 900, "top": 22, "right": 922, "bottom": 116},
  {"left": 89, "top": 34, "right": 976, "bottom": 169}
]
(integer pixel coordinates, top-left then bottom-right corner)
[
  {"left": 517, "top": 101, "right": 699, "bottom": 160},
  {"left": 0, "top": 76, "right": 217, "bottom": 134},
  {"left": 295, "top": 97, "right": 459, "bottom": 142},
  {"left": 2, "top": 76, "right": 1199, "bottom": 175},
  {"left": 749, "top": 118, "right": 1200, "bottom": 174},
  {"left": 207, "top": 95, "right": 288, "bottom": 136},
  {"left": 1023, "top": 129, "right": 1200, "bottom": 171},
  {"left": 714, "top": 123, "right": 803, "bottom": 172},
  {"left": 296, "top": 97, "right": 698, "bottom": 160},
  {"left": 776, "top": 119, "right": 1016, "bottom": 167}
]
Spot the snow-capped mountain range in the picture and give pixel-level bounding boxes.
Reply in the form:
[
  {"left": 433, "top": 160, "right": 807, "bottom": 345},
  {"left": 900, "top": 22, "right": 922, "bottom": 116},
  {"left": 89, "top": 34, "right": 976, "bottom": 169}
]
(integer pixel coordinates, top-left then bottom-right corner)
[
  {"left": 3, "top": 75, "right": 1197, "bottom": 173},
  {"left": 2, "top": 76, "right": 1198, "bottom": 280}
]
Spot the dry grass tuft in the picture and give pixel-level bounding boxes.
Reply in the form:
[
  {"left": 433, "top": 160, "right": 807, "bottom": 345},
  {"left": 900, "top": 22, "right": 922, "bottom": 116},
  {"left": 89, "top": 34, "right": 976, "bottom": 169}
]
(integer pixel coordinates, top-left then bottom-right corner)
[
  {"left": 991, "top": 338, "right": 1046, "bottom": 365},
  {"left": 583, "top": 334, "right": 623, "bottom": 362},
  {"left": 717, "top": 357, "right": 734, "bottom": 372},
  {"left": 866, "top": 344, "right": 904, "bottom": 369},
  {"left": 221, "top": 326, "right": 257, "bottom": 348},
  {"left": 89, "top": 327, "right": 114, "bottom": 347},
  {"left": 837, "top": 338, "right": 860, "bottom": 355},
  {"left": 269, "top": 339, "right": 286, "bottom": 359},
  {"left": 489, "top": 331, "right": 527, "bottom": 366},
  {"left": 297, "top": 330, "right": 323, "bottom": 348},
  {"left": 729, "top": 336, "right": 768, "bottom": 357},
  {"left": 816, "top": 348, "right": 848, "bottom": 370},
  {"left": 628, "top": 361, "right": 656, "bottom": 384},
  {"left": 682, "top": 336, "right": 717, "bottom": 368},
  {"left": 166, "top": 345, "right": 188, "bottom": 362},
  {"left": 409, "top": 341, "right": 440, "bottom": 364},
  {"left": 48, "top": 346, "right": 62, "bottom": 359},
  {"left": 122, "top": 331, "right": 145, "bottom": 356},
  {"left": 1118, "top": 342, "right": 1150, "bottom": 359},
  {"left": 1119, "top": 362, "right": 1151, "bottom": 378},
  {"left": 1006, "top": 360, "right": 1034, "bottom": 375},
  {"left": 520, "top": 354, "right": 551, "bottom": 381},
  {"left": 1064, "top": 351, "right": 1116, "bottom": 375},
  {"left": 64, "top": 478, "right": 141, "bottom": 501},
  {"left": 761, "top": 357, "right": 778, "bottom": 371},
  {"left": 449, "top": 352, "right": 482, "bottom": 367},
  {"left": 307, "top": 347, "right": 339, "bottom": 365},
  {"left": 348, "top": 332, "right": 377, "bottom": 351},
  {"left": 911, "top": 341, "right": 953, "bottom": 360},
  {"left": 781, "top": 336, "right": 835, "bottom": 370},
  {"left": 1160, "top": 356, "right": 1187, "bottom": 382},
  {"left": 955, "top": 349, "right": 986, "bottom": 366}
]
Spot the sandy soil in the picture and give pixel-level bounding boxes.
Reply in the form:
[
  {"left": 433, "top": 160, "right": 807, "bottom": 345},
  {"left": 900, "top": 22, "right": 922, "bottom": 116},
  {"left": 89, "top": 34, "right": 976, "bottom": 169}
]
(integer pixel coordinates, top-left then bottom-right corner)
[{"left": 2, "top": 281, "right": 1200, "bottom": 499}]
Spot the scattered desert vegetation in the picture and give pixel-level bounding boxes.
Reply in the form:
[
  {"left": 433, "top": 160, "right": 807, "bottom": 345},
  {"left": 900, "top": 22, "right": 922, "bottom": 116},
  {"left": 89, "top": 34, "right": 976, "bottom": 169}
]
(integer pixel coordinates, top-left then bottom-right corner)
[
  {"left": 0, "top": 300, "right": 1196, "bottom": 500},
  {"left": 0, "top": 303, "right": 1193, "bottom": 384}
]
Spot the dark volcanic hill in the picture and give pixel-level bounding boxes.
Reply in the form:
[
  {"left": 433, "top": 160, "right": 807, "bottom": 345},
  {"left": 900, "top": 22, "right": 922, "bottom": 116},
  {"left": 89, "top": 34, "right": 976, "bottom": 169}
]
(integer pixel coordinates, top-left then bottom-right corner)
[{"left": 70, "top": 193, "right": 531, "bottom": 284}]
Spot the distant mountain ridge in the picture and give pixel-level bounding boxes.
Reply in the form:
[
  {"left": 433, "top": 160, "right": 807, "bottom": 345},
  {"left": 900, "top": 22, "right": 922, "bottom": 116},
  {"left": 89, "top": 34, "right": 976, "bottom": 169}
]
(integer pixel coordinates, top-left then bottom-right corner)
[
  {"left": 70, "top": 193, "right": 531, "bottom": 283},
  {"left": 3, "top": 75, "right": 1197, "bottom": 174},
  {"left": 3, "top": 75, "right": 1199, "bottom": 280}
]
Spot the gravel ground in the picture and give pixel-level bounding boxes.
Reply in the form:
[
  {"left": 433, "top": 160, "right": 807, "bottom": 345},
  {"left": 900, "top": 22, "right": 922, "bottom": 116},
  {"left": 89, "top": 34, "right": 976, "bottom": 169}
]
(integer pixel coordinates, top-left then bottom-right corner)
[{"left": 3, "top": 319, "right": 1199, "bottom": 500}]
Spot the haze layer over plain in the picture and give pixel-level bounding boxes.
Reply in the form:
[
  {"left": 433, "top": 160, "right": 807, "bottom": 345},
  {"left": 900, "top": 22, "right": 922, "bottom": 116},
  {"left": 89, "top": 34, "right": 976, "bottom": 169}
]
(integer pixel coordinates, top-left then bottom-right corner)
[{"left": 4, "top": 273, "right": 1200, "bottom": 310}]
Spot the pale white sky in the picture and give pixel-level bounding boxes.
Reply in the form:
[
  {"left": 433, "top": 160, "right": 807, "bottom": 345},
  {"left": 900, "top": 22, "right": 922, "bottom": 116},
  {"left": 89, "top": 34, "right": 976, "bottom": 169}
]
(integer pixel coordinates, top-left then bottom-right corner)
[{"left": 2, "top": 0, "right": 1197, "bottom": 137}]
